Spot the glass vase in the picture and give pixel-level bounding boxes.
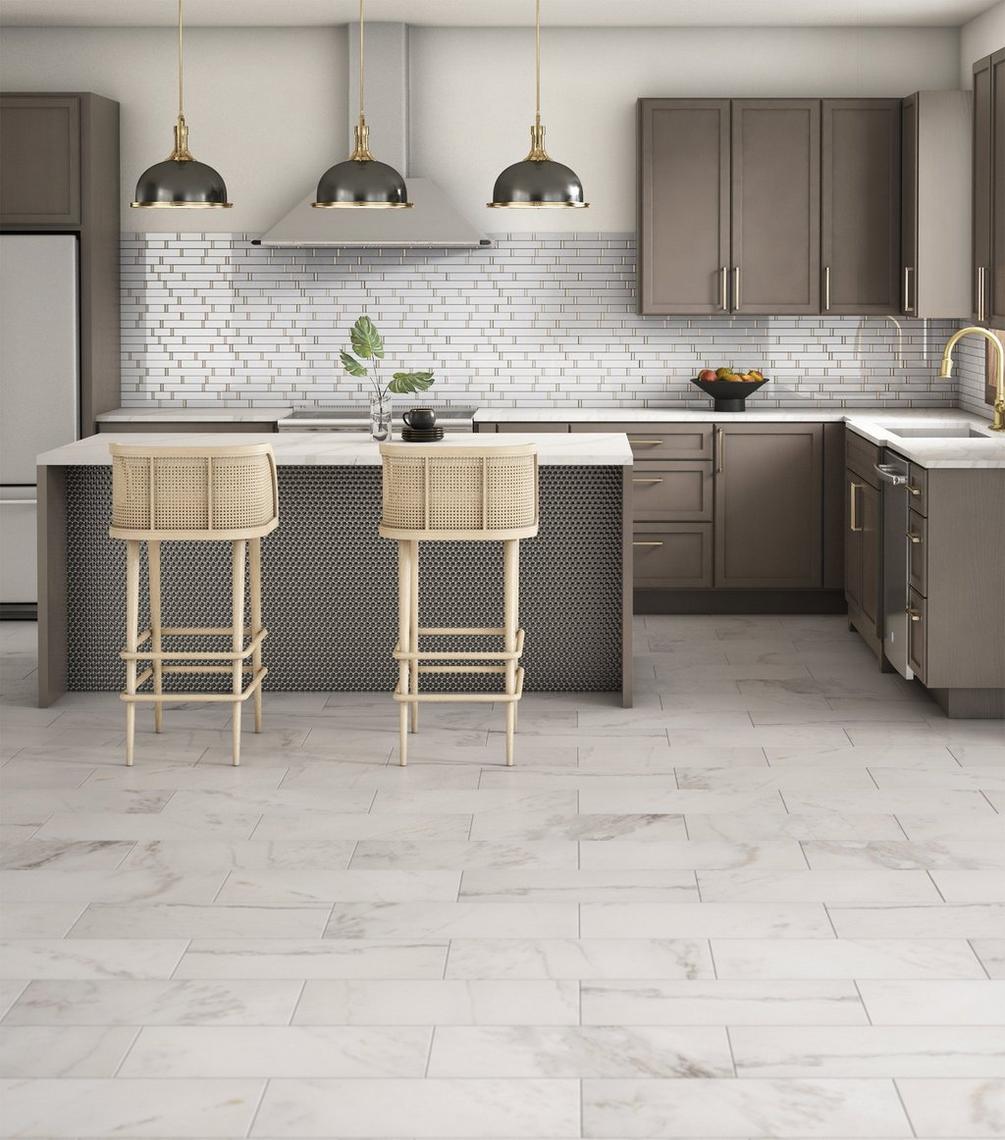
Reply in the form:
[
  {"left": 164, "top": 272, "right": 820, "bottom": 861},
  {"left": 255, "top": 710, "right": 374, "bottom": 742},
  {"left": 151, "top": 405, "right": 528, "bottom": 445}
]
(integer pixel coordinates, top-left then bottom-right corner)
[{"left": 370, "top": 395, "right": 392, "bottom": 442}]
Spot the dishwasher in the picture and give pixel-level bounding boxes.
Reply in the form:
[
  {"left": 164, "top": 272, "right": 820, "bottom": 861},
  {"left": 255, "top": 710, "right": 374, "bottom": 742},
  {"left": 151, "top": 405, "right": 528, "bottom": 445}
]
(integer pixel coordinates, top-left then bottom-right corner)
[{"left": 873, "top": 449, "right": 916, "bottom": 680}]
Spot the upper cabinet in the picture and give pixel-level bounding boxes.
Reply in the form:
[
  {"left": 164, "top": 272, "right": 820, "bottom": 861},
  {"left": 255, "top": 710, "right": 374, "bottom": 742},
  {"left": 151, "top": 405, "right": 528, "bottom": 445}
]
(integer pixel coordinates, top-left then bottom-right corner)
[
  {"left": 974, "top": 55, "right": 993, "bottom": 323},
  {"left": 821, "top": 100, "right": 901, "bottom": 315},
  {"left": 0, "top": 95, "right": 81, "bottom": 225},
  {"left": 900, "top": 90, "right": 971, "bottom": 319},
  {"left": 992, "top": 49, "right": 1005, "bottom": 327},
  {"left": 638, "top": 97, "right": 899, "bottom": 317}
]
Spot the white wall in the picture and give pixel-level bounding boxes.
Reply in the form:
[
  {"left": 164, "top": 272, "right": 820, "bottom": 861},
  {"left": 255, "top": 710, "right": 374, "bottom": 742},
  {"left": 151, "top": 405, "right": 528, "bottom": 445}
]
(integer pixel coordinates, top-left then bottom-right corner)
[
  {"left": 0, "top": 25, "right": 347, "bottom": 232},
  {"left": 410, "top": 25, "right": 960, "bottom": 230},
  {"left": 961, "top": 1, "right": 1005, "bottom": 86},
  {"left": 1, "top": 22, "right": 959, "bottom": 234}
]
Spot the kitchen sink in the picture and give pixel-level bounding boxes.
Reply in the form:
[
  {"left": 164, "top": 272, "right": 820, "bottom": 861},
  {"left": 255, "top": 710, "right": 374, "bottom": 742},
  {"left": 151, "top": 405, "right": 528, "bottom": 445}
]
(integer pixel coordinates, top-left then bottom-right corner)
[{"left": 886, "top": 426, "right": 994, "bottom": 439}]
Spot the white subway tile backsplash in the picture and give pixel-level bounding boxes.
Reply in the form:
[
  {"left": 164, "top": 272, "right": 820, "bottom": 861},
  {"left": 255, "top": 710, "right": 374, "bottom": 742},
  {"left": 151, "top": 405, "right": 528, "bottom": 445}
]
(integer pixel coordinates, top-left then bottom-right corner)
[{"left": 120, "top": 231, "right": 975, "bottom": 411}]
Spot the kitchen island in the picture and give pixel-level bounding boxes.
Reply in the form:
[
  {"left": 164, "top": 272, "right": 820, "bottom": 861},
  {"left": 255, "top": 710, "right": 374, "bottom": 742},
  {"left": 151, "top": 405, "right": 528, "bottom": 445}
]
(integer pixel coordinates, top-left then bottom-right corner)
[{"left": 35, "top": 433, "right": 634, "bottom": 707}]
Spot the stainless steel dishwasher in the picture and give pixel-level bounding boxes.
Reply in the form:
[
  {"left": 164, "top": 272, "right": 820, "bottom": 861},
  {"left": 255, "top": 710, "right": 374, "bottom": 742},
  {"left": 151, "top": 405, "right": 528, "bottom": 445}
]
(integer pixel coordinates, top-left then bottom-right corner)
[{"left": 873, "top": 450, "right": 915, "bottom": 679}]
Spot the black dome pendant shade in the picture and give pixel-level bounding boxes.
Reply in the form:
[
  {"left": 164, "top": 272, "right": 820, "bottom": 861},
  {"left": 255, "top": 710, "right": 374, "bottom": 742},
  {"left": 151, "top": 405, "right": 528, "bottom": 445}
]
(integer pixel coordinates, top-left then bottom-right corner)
[
  {"left": 130, "top": 0, "right": 232, "bottom": 210},
  {"left": 313, "top": 0, "right": 411, "bottom": 210},
  {"left": 488, "top": 0, "right": 588, "bottom": 209}
]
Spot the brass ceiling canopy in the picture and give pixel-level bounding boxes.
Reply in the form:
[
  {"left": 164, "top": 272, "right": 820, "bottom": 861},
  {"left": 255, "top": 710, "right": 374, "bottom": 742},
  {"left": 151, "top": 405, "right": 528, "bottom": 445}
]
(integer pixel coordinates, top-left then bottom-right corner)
[
  {"left": 488, "top": 0, "right": 588, "bottom": 209},
  {"left": 131, "top": 0, "right": 232, "bottom": 209},
  {"left": 313, "top": 0, "right": 412, "bottom": 209}
]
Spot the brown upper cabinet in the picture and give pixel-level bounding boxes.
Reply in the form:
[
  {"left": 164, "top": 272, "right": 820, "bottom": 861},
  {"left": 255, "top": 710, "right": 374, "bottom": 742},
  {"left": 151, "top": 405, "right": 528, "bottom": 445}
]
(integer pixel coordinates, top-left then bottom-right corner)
[
  {"left": 974, "top": 55, "right": 993, "bottom": 323},
  {"left": 821, "top": 100, "right": 901, "bottom": 315},
  {"left": 0, "top": 95, "right": 81, "bottom": 225},
  {"left": 639, "top": 97, "right": 899, "bottom": 317},
  {"left": 992, "top": 49, "right": 1005, "bottom": 326}
]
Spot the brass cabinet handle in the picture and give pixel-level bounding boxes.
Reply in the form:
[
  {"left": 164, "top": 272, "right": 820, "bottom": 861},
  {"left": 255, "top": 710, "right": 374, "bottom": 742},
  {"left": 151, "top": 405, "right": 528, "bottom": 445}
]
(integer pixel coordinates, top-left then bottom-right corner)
[
  {"left": 978, "top": 266, "right": 987, "bottom": 322},
  {"left": 824, "top": 265, "right": 831, "bottom": 311},
  {"left": 849, "top": 481, "right": 863, "bottom": 532},
  {"left": 903, "top": 265, "right": 914, "bottom": 314},
  {"left": 720, "top": 266, "right": 728, "bottom": 311},
  {"left": 715, "top": 425, "right": 725, "bottom": 474},
  {"left": 733, "top": 266, "right": 741, "bottom": 310},
  {"left": 632, "top": 477, "right": 664, "bottom": 484},
  {"left": 906, "top": 531, "right": 922, "bottom": 544},
  {"left": 633, "top": 540, "right": 664, "bottom": 547},
  {"left": 906, "top": 607, "right": 922, "bottom": 622},
  {"left": 628, "top": 438, "right": 664, "bottom": 446},
  {"left": 906, "top": 484, "right": 922, "bottom": 497}
]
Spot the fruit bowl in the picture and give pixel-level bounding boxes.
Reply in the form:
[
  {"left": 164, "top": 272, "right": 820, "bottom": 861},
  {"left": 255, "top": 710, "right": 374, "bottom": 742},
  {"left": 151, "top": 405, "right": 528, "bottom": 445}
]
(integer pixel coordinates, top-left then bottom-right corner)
[{"left": 690, "top": 376, "right": 769, "bottom": 413}]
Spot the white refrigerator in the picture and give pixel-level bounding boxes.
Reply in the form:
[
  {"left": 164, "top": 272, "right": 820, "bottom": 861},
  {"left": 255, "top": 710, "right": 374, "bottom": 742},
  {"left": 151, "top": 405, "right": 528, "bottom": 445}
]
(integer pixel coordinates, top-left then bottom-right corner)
[{"left": 0, "top": 234, "right": 79, "bottom": 612}]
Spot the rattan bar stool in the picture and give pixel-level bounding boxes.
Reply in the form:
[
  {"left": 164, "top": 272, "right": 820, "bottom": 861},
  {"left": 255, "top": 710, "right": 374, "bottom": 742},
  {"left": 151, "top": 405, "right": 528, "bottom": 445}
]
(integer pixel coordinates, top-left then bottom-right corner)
[
  {"left": 379, "top": 442, "right": 539, "bottom": 766},
  {"left": 107, "top": 443, "right": 279, "bottom": 767}
]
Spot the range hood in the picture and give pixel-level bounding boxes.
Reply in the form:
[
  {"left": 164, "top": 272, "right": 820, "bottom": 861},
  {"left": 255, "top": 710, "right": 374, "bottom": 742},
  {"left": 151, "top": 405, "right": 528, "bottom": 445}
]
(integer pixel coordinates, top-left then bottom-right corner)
[{"left": 254, "top": 23, "right": 487, "bottom": 249}]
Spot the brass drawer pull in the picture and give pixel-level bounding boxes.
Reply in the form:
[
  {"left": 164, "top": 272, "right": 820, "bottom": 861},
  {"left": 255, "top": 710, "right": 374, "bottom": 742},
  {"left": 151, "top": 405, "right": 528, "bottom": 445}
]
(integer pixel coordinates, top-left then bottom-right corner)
[
  {"left": 720, "top": 265, "right": 728, "bottom": 311},
  {"left": 632, "top": 477, "right": 664, "bottom": 485},
  {"left": 906, "top": 531, "right": 922, "bottom": 544},
  {"left": 849, "top": 481, "right": 863, "bottom": 532},
  {"left": 628, "top": 438, "right": 664, "bottom": 446},
  {"left": 906, "top": 607, "right": 922, "bottom": 622},
  {"left": 824, "top": 265, "right": 831, "bottom": 311},
  {"left": 906, "top": 484, "right": 922, "bottom": 497},
  {"left": 633, "top": 540, "right": 665, "bottom": 547},
  {"left": 715, "top": 425, "right": 725, "bottom": 474}
]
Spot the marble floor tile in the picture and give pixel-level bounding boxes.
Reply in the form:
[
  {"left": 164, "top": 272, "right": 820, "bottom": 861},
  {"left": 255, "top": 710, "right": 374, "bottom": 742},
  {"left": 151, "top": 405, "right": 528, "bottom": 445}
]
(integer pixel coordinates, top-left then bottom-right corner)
[
  {"left": 350, "top": 839, "right": 578, "bottom": 871},
  {"left": 802, "top": 839, "right": 1005, "bottom": 870},
  {"left": 252, "top": 1077, "right": 580, "bottom": 1137},
  {"left": 579, "top": 838, "right": 807, "bottom": 871},
  {"left": 830, "top": 903, "right": 1005, "bottom": 939},
  {"left": 711, "top": 937, "right": 986, "bottom": 979},
  {"left": 216, "top": 868, "right": 461, "bottom": 904},
  {"left": 469, "top": 810, "right": 689, "bottom": 843},
  {"left": 974, "top": 940, "right": 1005, "bottom": 978},
  {"left": 444, "top": 937, "right": 715, "bottom": 980},
  {"left": 696, "top": 868, "right": 941, "bottom": 903},
  {"left": 580, "top": 901, "right": 834, "bottom": 938},
  {"left": 857, "top": 979, "right": 1005, "bottom": 1024},
  {"left": 118, "top": 1025, "right": 432, "bottom": 1078},
  {"left": 896, "top": 1076, "right": 1005, "bottom": 1137},
  {"left": 0, "top": 868, "right": 228, "bottom": 905},
  {"left": 730, "top": 1025, "right": 1005, "bottom": 1077},
  {"left": 427, "top": 1025, "right": 734, "bottom": 1078},
  {"left": 0, "top": 838, "right": 134, "bottom": 872},
  {"left": 582, "top": 1076, "right": 912, "bottom": 1137},
  {"left": 0, "top": 901, "right": 84, "bottom": 937},
  {"left": 0, "top": 938, "right": 187, "bottom": 979},
  {"left": 67, "top": 902, "right": 331, "bottom": 939},
  {"left": 174, "top": 938, "right": 447, "bottom": 980},
  {"left": 0, "top": 1024, "right": 137, "bottom": 1076},
  {"left": 684, "top": 811, "right": 906, "bottom": 841},
  {"left": 898, "top": 812, "right": 1005, "bottom": 841},
  {"left": 931, "top": 870, "right": 1005, "bottom": 902},
  {"left": 3, "top": 978, "right": 303, "bottom": 1025},
  {"left": 119, "top": 838, "right": 357, "bottom": 873},
  {"left": 0, "top": 1076, "right": 264, "bottom": 1137},
  {"left": 251, "top": 810, "right": 472, "bottom": 841},
  {"left": 325, "top": 901, "right": 579, "bottom": 940},
  {"left": 33, "top": 809, "right": 263, "bottom": 842},
  {"left": 292, "top": 979, "right": 580, "bottom": 1026},
  {"left": 458, "top": 868, "right": 699, "bottom": 903},
  {"left": 0, "top": 979, "right": 26, "bottom": 1018},
  {"left": 581, "top": 980, "right": 867, "bottom": 1026}
]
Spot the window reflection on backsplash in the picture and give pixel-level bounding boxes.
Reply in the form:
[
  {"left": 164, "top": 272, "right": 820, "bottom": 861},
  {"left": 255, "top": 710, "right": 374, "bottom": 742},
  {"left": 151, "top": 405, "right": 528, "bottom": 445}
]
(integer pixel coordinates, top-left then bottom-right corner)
[{"left": 121, "top": 232, "right": 970, "bottom": 412}]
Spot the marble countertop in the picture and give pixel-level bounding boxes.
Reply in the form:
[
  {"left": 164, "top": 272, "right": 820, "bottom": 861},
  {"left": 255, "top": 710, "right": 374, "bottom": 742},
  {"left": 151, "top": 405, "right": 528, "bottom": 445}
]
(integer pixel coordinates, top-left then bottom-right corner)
[
  {"left": 37, "top": 431, "right": 634, "bottom": 468},
  {"left": 96, "top": 407, "right": 291, "bottom": 423}
]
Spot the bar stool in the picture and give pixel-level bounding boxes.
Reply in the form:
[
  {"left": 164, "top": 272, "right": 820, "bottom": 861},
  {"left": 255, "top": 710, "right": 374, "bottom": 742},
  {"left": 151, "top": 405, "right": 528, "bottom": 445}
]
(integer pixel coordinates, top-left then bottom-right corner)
[
  {"left": 107, "top": 443, "right": 279, "bottom": 767},
  {"left": 379, "top": 442, "right": 539, "bottom": 766}
]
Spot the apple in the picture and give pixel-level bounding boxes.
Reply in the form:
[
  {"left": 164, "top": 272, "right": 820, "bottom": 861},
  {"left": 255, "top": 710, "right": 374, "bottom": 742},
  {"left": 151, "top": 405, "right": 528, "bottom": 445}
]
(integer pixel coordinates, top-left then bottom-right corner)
[{"left": 697, "top": 369, "right": 717, "bottom": 382}]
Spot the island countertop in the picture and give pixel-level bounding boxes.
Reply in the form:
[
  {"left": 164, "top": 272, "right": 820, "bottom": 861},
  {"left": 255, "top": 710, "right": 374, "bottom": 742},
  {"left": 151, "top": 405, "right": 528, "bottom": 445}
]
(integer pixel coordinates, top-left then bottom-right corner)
[{"left": 38, "top": 431, "right": 634, "bottom": 468}]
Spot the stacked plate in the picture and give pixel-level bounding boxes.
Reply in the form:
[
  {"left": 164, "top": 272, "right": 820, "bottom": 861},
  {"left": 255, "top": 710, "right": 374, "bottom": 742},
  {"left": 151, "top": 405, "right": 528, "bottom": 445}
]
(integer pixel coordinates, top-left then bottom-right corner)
[{"left": 401, "top": 427, "right": 444, "bottom": 442}]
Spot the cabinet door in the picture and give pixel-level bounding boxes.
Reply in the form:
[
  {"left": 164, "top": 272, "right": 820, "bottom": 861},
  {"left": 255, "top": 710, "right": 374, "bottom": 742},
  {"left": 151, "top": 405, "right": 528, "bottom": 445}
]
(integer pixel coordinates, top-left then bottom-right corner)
[
  {"left": 821, "top": 100, "right": 900, "bottom": 315},
  {"left": 900, "top": 94, "right": 918, "bottom": 316},
  {"left": 634, "top": 524, "right": 713, "bottom": 588},
  {"left": 730, "top": 99, "right": 820, "bottom": 314},
  {"left": 845, "top": 471, "right": 864, "bottom": 613},
  {"left": 714, "top": 424, "right": 823, "bottom": 588},
  {"left": 0, "top": 96, "right": 80, "bottom": 225},
  {"left": 638, "top": 99, "right": 730, "bottom": 315},
  {"left": 859, "top": 480, "right": 881, "bottom": 631},
  {"left": 974, "top": 55, "right": 993, "bottom": 324},
  {"left": 991, "top": 49, "right": 1005, "bottom": 327}
]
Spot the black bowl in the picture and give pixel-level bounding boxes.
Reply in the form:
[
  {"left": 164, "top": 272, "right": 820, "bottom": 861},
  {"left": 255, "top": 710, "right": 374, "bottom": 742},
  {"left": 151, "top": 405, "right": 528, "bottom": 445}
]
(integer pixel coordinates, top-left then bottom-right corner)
[{"left": 690, "top": 377, "right": 769, "bottom": 412}]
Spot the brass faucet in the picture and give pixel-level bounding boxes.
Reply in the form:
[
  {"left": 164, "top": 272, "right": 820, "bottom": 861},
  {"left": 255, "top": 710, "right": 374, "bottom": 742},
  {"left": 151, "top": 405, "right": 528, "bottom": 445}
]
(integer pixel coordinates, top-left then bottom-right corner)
[{"left": 938, "top": 326, "right": 1005, "bottom": 432}]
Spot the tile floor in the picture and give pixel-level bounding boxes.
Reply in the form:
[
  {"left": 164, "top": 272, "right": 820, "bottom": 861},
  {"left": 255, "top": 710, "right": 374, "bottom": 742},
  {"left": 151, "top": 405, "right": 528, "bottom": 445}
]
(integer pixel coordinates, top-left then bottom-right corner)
[{"left": 0, "top": 614, "right": 1004, "bottom": 1137}]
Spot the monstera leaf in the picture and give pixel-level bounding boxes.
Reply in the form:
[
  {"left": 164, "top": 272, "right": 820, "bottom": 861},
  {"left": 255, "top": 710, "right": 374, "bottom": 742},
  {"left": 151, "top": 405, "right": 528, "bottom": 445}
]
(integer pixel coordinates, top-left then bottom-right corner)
[
  {"left": 388, "top": 371, "right": 435, "bottom": 394},
  {"left": 339, "top": 350, "right": 368, "bottom": 378},
  {"left": 350, "top": 315, "right": 384, "bottom": 360}
]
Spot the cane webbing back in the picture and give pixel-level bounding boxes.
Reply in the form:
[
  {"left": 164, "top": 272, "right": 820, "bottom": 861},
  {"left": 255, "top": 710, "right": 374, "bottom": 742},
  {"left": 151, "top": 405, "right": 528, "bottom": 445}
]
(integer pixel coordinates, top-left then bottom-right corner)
[
  {"left": 109, "top": 443, "right": 279, "bottom": 540},
  {"left": 379, "top": 443, "right": 538, "bottom": 541}
]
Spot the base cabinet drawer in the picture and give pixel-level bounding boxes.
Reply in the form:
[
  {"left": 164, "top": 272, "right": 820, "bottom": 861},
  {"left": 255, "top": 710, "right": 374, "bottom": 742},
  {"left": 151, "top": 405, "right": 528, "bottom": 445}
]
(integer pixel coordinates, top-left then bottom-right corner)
[
  {"left": 908, "top": 463, "right": 928, "bottom": 515},
  {"left": 574, "top": 423, "right": 713, "bottom": 460},
  {"left": 632, "top": 462, "right": 713, "bottom": 521},
  {"left": 634, "top": 524, "right": 713, "bottom": 588},
  {"left": 908, "top": 509, "right": 927, "bottom": 596},
  {"left": 907, "top": 587, "right": 927, "bottom": 682}
]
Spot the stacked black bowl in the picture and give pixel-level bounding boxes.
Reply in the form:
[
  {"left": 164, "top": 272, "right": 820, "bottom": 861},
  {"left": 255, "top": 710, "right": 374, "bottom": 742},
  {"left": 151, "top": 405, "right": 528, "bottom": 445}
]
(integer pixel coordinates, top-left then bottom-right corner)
[{"left": 690, "top": 376, "right": 769, "bottom": 413}]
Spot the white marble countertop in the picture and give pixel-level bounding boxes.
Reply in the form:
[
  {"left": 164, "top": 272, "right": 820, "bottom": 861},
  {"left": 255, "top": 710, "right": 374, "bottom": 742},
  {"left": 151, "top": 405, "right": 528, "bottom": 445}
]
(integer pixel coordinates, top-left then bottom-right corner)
[
  {"left": 96, "top": 407, "right": 291, "bottom": 423},
  {"left": 475, "top": 408, "right": 854, "bottom": 423},
  {"left": 37, "top": 431, "right": 634, "bottom": 468}
]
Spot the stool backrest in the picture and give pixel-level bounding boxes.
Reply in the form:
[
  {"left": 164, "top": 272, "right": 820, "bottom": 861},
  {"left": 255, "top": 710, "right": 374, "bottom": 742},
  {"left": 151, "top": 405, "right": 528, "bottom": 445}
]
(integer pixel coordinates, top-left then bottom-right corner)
[
  {"left": 379, "top": 442, "right": 539, "bottom": 541},
  {"left": 109, "top": 443, "right": 279, "bottom": 540}
]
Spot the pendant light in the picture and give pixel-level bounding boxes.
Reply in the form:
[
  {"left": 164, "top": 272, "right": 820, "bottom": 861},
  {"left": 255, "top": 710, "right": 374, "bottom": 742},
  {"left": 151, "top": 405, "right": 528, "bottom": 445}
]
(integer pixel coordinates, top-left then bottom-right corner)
[
  {"left": 488, "top": 0, "right": 588, "bottom": 209},
  {"left": 131, "top": 0, "right": 232, "bottom": 209},
  {"left": 313, "top": 0, "right": 411, "bottom": 209}
]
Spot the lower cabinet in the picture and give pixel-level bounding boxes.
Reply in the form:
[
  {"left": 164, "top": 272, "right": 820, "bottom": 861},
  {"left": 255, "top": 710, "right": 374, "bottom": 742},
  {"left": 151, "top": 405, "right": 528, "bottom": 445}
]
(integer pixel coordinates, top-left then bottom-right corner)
[
  {"left": 634, "top": 524, "right": 713, "bottom": 587},
  {"left": 844, "top": 434, "right": 883, "bottom": 652}
]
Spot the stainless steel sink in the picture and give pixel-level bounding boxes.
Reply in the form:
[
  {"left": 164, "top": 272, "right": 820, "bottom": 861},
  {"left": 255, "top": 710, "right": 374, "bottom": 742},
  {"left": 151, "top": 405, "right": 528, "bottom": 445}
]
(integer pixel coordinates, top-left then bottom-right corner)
[{"left": 886, "top": 426, "right": 993, "bottom": 439}]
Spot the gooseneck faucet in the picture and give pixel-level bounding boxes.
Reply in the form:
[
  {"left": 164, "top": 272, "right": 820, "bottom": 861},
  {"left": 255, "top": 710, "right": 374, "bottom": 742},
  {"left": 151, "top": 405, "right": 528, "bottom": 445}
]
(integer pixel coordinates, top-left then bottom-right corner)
[{"left": 938, "top": 326, "right": 1005, "bottom": 432}]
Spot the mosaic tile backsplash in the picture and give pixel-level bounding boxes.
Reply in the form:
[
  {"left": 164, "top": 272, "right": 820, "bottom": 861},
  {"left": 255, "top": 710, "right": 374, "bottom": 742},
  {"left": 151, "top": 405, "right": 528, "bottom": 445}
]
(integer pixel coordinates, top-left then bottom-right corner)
[{"left": 122, "top": 232, "right": 987, "bottom": 416}]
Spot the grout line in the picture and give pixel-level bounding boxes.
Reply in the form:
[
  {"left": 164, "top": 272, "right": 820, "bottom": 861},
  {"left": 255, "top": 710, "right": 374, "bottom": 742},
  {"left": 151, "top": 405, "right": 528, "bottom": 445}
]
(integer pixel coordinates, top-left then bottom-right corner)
[
  {"left": 287, "top": 979, "right": 308, "bottom": 1027},
  {"left": 244, "top": 1077, "right": 270, "bottom": 1140},
  {"left": 853, "top": 978, "right": 873, "bottom": 1025},
  {"left": 111, "top": 1024, "right": 144, "bottom": 1078},
  {"left": 925, "top": 869, "right": 947, "bottom": 903},
  {"left": 966, "top": 938, "right": 992, "bottom": 980},
  {"left": 891, "top": 1078, "right": 920, "bottom": 1139}
]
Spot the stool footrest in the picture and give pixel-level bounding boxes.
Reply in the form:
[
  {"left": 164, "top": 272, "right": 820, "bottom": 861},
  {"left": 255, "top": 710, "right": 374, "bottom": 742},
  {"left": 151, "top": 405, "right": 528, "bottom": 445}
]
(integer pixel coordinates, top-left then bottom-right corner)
[
  {"left": 395, "top": 667, "right": 524, "bottom": 705},
  {"left": 120, "top": 628, "right": 267, "bottom": 663},
  {"left": 121, "top": 666, "right": 267, "bottom": 704},
  {"left": 394, "top": 628, "right": 524, "bottom": 663}
]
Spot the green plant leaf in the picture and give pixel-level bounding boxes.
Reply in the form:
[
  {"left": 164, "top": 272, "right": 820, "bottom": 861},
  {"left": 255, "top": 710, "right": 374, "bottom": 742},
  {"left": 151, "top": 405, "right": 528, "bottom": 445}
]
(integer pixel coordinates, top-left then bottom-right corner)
[
  {"left": 339, "top": 349, "right": 368, "bottom": 377},
  {"left": 350, "top": 315, "right": 384, "bottom": 360},
  {"left": 388, "top": 370, "right": 436, "bottom": 395}
]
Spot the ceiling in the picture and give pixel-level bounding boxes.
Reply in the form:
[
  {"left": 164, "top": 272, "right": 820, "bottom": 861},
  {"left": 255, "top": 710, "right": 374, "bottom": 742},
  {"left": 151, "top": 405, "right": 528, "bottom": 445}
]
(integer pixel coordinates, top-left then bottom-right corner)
[{"left": 0, "top": 0, "right": 998, "bottom": 26}]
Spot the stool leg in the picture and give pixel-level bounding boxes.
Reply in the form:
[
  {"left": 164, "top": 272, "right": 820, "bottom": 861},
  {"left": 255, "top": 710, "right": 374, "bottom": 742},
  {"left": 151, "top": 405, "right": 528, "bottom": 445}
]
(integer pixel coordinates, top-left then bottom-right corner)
[
  {"left": 504, "top": 538, "right": 519, "bottom": 767},
  {"left": 249, "top": 536, "right": 263, "bottom": 734},
  {"left": 231, "top": 539, "right": 246, "bottom": 767},
  {"left": 124, "top": 539, "right": 140, "bottom": 766},
  {"left": 397, "top": 540, "right": 411, "bottom": 767},
  {"left": 409, "top": 539, "right": 419, "bottom": 734},
  {"left": 148, "top": 541, "right": 163, "bottom": 734}
]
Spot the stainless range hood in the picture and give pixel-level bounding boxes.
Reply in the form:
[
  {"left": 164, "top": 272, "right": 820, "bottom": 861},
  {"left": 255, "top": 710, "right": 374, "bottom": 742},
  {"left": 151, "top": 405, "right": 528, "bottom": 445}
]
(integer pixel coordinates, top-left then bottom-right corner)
[{"left": 254, "top": 23, "right": 487, "bottom": 249}]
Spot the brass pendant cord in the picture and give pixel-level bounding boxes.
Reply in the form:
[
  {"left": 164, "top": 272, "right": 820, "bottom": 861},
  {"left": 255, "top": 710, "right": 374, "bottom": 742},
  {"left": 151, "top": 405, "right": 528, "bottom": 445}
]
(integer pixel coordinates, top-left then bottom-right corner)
[
  {"left": 177, "top": 0, "right": 184, "bottom": 121},
  {"left": 349, "top": 0, "right": 376, "bottom": 162},
  {"left": 169, "top": 0, "right": 193, "bottom": 161},
  {"left": 527, "top": 0, "right": 549, "bottom": 161}
]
